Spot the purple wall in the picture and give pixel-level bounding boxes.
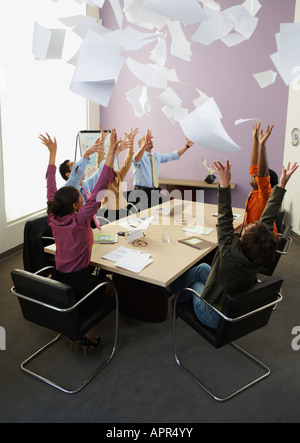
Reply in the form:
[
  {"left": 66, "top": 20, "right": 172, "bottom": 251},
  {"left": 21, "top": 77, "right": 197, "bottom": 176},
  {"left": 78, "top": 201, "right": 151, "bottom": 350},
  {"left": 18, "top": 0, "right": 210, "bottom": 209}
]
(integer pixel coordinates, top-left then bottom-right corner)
[{"left": 99, "top": 0, "right": 296, "bottom": 208}]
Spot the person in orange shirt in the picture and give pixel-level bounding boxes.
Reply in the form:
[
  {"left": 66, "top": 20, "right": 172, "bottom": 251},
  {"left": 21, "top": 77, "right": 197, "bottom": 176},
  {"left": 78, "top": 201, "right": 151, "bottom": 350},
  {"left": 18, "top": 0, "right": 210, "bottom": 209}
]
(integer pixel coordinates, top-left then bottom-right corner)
[{"left": 243, "top": 121, "right": 278, "bottom": 235}]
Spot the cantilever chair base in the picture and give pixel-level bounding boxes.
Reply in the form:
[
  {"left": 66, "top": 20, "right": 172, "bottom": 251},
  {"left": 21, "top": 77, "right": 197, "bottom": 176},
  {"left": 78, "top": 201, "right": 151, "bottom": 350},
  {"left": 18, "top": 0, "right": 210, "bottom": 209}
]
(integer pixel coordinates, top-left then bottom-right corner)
[
  {"left": 20, "top": 331, "right": 118, "bottom": 395},
  {"left": 172, "top": 277, "right": 283, "bottom": 402},
  {"left": 173, "top": 339, "right": 270, "bottom": 403},
  {"left": 11, "top": 267, "right": 119, "bottom": 395}
]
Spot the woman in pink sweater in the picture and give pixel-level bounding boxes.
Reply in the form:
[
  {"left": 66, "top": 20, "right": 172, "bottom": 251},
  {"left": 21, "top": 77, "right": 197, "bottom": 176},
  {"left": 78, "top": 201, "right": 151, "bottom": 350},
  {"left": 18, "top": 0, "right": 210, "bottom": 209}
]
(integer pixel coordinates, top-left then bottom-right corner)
[{"left": 39, "top": 127, "right": 119, "bottom": 352}]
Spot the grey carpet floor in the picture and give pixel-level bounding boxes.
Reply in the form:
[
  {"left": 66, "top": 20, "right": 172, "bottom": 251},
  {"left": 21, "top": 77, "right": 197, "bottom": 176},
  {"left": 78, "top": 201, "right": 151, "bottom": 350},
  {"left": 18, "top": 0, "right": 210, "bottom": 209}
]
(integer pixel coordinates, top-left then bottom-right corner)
[{"left": 0, "top": 236, "right": 300, "bottom": 423}]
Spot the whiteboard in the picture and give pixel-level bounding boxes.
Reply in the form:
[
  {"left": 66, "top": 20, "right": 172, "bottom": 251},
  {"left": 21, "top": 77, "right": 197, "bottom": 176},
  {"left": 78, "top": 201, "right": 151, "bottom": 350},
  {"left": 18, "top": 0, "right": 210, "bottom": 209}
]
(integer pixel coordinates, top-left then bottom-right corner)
[{"left": 76, "top": 130, "right": 119, "bottom": 179}]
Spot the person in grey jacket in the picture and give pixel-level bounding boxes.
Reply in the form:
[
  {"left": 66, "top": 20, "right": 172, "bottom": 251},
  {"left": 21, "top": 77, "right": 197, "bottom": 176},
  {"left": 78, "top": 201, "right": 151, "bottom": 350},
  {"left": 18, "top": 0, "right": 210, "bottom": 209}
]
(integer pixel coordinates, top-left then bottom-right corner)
[{"left": 169, "top": 159, "right": 298, "bottom": 329}]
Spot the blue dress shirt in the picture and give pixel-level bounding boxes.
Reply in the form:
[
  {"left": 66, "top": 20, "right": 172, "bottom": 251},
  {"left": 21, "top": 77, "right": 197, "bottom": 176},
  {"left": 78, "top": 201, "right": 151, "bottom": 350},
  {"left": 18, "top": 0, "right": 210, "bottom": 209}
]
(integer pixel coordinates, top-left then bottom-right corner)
[{"left": 132, "top": 150, "right": 180, "bottom": 188}]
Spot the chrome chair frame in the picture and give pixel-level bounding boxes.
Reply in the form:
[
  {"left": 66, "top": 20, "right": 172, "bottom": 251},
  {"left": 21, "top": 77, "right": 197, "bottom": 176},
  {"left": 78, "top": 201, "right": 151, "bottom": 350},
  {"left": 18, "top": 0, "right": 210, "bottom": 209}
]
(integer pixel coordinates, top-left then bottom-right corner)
[
  {"left": 11, "top": 266, "right": 119, "bottom": 394},
  {"left": 172, "top": 284, "right": 283, "bottom": 402}
]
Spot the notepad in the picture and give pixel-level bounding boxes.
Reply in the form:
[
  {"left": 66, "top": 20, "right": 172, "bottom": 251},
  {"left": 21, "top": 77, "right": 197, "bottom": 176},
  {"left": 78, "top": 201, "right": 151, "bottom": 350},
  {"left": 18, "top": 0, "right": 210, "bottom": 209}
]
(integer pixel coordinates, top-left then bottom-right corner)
[
  {"left": 178, "top": 236, "right": 214, "bottom": 250},
  {"left": 94, "top": 233, "right": 118, "bottom": 244},
  {"left": 182, "top": 225, "right": 214, "bottom": 235}
]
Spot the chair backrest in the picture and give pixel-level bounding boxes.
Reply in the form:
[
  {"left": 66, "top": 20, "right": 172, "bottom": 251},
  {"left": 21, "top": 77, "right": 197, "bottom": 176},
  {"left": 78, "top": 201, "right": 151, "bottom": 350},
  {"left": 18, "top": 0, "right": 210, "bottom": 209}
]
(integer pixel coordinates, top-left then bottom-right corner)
[
  {"left": 259, "top": 225, "right": 292, "bottom": 276},
  {"left": 11, "top": 269, "right": 79, "bottom": 338},
  {"left": 215, "top": 277, "right": 283, "bottom": 347}
]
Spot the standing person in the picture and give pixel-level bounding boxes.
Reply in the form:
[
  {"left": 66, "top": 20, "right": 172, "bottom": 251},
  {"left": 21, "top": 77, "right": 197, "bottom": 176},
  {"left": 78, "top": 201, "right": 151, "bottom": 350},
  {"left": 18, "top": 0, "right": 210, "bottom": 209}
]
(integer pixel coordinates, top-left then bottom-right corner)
[
  {"left": 99, "top": 127, "right": 139, "bottom": 221},
  {"left": 39, "top": 129, "right": 119, "bottom": 352},
  {"left": 131, "top": 130, "right": 194, "bottom": 208},
  {"left": 243, "top": 122, "right": 278, "bottom": 234},
  {"left": 169, "top": 159, "right": 298, "bottom": 329}
]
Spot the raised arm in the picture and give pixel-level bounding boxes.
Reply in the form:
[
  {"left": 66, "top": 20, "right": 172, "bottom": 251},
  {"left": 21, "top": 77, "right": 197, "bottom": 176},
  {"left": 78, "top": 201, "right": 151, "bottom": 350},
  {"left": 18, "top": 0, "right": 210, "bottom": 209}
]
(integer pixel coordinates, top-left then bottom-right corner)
[
  {"left": 134, "top": 129, "right": 153, "bottom": 163},
  {"left": 177, "top": 137, "right": 194, "bottom": 157},
  {"left": 250, "top": 121, "right": 261, "bottom": 167},
  {"left": 39, "top": 132, "right": 57, "bottom": 165},
  {"left": 257, "top": 124, "right": 274, "bottom": 177}
]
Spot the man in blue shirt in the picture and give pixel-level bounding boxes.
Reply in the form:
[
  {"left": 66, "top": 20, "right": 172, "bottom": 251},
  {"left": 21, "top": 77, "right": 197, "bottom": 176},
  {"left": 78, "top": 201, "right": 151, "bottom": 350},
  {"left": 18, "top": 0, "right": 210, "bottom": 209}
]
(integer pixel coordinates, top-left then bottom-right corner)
[{"left": 131, "top": 129, "right": 194, "bottom": 208}]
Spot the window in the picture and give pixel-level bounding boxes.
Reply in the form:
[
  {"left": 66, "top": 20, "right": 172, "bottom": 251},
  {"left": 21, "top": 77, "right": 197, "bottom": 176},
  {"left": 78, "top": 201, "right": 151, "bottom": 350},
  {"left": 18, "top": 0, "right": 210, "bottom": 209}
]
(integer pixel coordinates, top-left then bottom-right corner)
[{"left": 0, "top": 0, "right": 88, "bottom": 222}]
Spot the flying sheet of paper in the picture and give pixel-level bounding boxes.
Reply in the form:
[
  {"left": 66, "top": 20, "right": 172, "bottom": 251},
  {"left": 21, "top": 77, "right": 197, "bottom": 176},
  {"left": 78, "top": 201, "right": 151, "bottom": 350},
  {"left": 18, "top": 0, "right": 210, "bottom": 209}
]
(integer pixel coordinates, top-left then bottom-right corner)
[
  {"left": 158, "top": 87, "right": 188, "bottom": 123},
  {"left": 179, "top": 98, "right": 241, "bottom": 153},
  {"left": 73, "top": 16, "right": 109, "bottom": 39},
  {"left": 145, "top": 0, "right": 207, "bottom": 25},
  {"left": 192, "top": 9, "right": 235, "bottom": 46},
  {"left": 124, "top": 0, "right": 169, "bottom": 30},
  {"left": 32, "top": 22, "right": 66, "bottom": 61},
  {"left": 126, "top": 58, "right": 177, "bottom": 89},
  {"left": 104, "top": 27, "right": 155, "bottom": 51},
  {"left": 70, "top": 35, "right": 125, "bottom": 106},
  {"left": 126, "top": 85, "right": 152, "bottom": 117},
  {"left": 253, "top": 70, "right": 277, "bottom": 88},
  {"left": 149, "top": 32, "right": 167, "bottom": 67},
  {"left": 243, "top": 0, "right": 261, "bottom": 17},
  {"left": 108, "top": 0, "right": 124, "bottom": 28},
  {"left": 167, "top": 21, "right": 192, "bottom": 62},
  {"left": 234, "top": 117, "right": 260, "bottom": 126},
  {"left": 59, "top": 15, "right": 87, "bottom": 27}
]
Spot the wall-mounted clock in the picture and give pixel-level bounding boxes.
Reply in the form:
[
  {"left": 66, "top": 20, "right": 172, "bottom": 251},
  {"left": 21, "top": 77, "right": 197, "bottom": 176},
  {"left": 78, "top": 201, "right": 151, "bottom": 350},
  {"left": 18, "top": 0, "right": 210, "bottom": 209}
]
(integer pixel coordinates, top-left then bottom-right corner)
[{"left": 291, "top": 127, "right": 300, "bottom": 146}]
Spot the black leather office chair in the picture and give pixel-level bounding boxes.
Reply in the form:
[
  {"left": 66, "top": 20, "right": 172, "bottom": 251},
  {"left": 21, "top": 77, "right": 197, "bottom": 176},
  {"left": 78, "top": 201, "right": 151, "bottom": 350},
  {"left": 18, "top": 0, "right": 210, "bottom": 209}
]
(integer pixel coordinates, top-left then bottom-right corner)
[
  {"left": 23, "top": 216, "right": 55, "bottom": 272},
  {"left": 172, "top": 277, "right": 283, "bottom": 402},
  {"left": 11, "top": 267, "right": 119, "bottom": 394},
  {"left": 259, "top": 224, "right": 292, "bottom": 276}
]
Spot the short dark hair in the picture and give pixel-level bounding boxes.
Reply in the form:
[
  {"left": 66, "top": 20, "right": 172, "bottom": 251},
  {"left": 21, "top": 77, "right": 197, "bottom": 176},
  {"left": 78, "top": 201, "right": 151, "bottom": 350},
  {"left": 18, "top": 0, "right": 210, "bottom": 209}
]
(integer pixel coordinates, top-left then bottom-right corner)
[
  {"left": 241, "top": 221, "right": 278, "bottom": 267},
  {"left": 269, "top": 168, "right": 278, "bottom": 188},
  {"left": 59, "top": 159, "right": 71, "bottom": 181},
  {"left": 47, "top": 186, "right": 79, "bottom": 217}
]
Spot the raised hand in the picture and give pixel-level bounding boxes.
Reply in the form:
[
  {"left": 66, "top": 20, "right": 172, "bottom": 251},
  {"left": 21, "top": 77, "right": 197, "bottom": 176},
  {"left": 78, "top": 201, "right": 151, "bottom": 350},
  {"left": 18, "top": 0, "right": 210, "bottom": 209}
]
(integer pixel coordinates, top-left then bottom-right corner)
[
  {"left": 279, "top": 162, "right": 299, "bottom": 188},
  {"left": 252, "top": 121, "right": 261, "bottom": 139},
  {"left": 259, "top": 124, "right": 274, "bottom": 145},
  {"left": 212, "top": 159, "right": 232, "bottom": 188},
  {"left": 38, "top": 132, "right": 57, "bottom": 164}
]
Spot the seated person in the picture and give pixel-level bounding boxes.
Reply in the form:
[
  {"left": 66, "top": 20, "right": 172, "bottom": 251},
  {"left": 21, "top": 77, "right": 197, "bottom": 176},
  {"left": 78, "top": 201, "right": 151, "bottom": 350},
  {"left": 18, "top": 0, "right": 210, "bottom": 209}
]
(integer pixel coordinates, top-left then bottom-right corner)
[
  {"left": 169, "top": 159, "right": 298, "bottom": 329},
  {"left": 244, "top": 122, "right": 278, "bottom": 234},
  {"left": 39, "top": 129, "right": 119, "bottom": 352}
]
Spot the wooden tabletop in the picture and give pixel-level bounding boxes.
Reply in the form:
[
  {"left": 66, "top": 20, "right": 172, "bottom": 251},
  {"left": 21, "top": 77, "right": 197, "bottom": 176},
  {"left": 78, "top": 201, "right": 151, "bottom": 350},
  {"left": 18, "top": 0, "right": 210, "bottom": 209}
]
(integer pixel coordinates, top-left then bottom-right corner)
[{"left": 45, "top": 199, "right": 244, "bottom": 288}]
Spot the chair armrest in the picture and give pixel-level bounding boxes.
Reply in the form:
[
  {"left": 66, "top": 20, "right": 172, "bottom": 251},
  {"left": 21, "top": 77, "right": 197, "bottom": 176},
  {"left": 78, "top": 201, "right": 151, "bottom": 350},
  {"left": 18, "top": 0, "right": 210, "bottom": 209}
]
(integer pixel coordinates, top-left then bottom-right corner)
[
  {"left": 34, "top": 266, "right": 56, "bottom": 276},
  {"left": 276, "top": 235, "right": 292, "bottom": 255},
  {"left": 173, "top": 287, "right": 283, "bottom": 323},
  {"left": 11, "top": 279, "right": 118, "bottom": 313}
]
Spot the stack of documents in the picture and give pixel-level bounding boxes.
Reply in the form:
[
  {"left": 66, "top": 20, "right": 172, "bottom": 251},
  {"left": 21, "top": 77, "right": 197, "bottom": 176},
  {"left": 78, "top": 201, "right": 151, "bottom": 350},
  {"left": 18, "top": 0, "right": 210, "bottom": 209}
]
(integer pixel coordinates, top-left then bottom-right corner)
[
  {"left": 182, "top": 225, "right": 214, "bottom": 235},
  {"left": 94, "top": 233, "right": 118, "bottom": 244},
  {"left": 102, "top": 246, "right": 153, "bottom": 273}
]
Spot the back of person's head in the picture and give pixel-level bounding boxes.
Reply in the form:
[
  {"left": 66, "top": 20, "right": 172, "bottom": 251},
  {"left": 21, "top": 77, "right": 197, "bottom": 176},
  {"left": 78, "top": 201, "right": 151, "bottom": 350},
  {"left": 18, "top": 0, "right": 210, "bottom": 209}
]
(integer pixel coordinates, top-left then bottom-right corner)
[
  {"left": 59, "top": 160, "right": 71, "bottom": 181},
  {"left": 241, "top": 221, "right": 278, "bottom": 267},
  {"left": 47, "top": 186, "right": 79, "bottom": 217},
  {"left": 269, "top": 168, "right": 278, "bottom": 188}
]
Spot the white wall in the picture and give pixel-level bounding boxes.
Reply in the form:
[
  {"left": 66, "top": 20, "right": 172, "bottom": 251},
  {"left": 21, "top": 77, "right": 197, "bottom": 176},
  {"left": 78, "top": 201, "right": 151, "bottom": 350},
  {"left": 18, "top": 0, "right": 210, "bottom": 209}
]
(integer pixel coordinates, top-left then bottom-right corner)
[{"left": 283, "top": 0, "right": 300, "bottom": 235}]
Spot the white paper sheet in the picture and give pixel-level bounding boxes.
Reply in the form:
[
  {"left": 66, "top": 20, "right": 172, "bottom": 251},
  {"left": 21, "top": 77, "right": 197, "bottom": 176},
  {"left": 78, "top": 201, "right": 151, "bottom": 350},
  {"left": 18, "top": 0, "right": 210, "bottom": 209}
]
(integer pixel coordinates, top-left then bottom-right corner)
[
  {"left": 234, "top": 117, "right": 260, "bottom": 126},
  {"left": 115, "top": 252, "right": 153, "bottom": 273},
  {"left": 32, "top": 22, "right": 66, "bottom": 61},
  {"left": 253, "top": 70, "right": 277, "bottom": 88},
  {"left": 179, "top": 98, "right": 241, "bottom": 153},
  {"left": 108, "top": 0, "right": 124, "bottom": 28},
  {"left": 102, "top": 246, "right": 141, "bottom": 262},
  {"left": 145, "top": 0, "right": 207, "bottom": 25},
  {"left": 126, "top": 85, "right": 152, "bottom": 117},
  {"left": 124, "top": 0, "right": 169, "bottom": 30},
  {"left": 192, "top": 9, "right": 235, "bottom": 46},
  {"left": 126, "top": 229, "right": 144, "bottom": 243},
  {"left": 167, "top": 21, "right": 192, "bottom": 62}
]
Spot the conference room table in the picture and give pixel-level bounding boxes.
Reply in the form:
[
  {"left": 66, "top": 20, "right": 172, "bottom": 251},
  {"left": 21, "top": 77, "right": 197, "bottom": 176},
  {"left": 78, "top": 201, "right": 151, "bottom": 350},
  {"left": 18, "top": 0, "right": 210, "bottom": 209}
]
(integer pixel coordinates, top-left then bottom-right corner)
[{"left": 44, "top": 199, "right": 244, "bottom": 321}]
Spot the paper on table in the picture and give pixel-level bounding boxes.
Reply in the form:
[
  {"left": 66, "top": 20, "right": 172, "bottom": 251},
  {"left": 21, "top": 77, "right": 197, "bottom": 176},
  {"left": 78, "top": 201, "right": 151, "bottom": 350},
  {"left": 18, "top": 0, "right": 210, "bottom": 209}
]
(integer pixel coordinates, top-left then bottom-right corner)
[
  {"left": 253, "top": 70, "right": 277, "bottom": 89},
  {"left": 179, "top": 98, "right": 241, "bottom": 153},
  {"left": 115, "top": 252, "right": 153, "bottom": 273},
  {"left": 102, "top": 246, "right": 141, "bottom": 262},
  {"left": 32, "top": 22, "right": 65, "bottom": 61},
  {"left": 182, "top": 225, "right": 214, "bottom": 235},
  {"left": 126, "top": 229, "right": 144, "bottom": 243}
]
